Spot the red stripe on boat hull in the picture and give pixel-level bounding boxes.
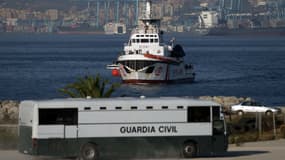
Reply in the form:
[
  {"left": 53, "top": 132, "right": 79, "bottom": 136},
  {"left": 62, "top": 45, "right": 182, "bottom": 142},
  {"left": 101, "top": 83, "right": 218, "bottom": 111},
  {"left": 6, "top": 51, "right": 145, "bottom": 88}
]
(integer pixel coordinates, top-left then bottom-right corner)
[{"left": 144, "top": 53, "right": 180, "bottom": 63}]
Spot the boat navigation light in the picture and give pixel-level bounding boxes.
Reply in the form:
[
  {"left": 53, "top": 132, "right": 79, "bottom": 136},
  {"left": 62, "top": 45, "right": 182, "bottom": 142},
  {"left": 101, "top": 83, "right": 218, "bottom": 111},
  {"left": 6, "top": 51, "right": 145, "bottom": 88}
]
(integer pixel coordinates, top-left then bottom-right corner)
[{"left": 112, "top": 69, "right": 120, "bottom": 77}]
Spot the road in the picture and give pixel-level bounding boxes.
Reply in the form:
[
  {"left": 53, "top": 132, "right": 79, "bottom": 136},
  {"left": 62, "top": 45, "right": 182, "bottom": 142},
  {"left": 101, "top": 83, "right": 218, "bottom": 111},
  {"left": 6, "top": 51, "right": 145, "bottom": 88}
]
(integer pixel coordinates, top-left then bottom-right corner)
[{"left": 0, "top": 139, "right": 284, "bottom": 160}]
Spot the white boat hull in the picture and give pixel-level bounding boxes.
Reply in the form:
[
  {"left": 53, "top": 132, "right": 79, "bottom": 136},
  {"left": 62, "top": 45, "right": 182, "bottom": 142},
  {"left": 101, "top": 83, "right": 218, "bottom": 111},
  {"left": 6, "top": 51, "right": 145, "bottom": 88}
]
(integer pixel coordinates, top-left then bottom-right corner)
[{"left": 119, "top": 63, "right": 195, "bottom": 84}]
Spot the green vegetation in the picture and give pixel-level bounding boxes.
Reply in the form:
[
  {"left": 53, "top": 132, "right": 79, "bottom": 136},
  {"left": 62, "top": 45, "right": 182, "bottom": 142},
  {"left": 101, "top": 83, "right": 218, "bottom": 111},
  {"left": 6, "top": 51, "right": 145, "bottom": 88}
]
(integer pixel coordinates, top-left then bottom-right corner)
[
  {"left": 226, "top": 112, "right": 285, "bottom": 145},
  {"left": 59, "top": 74, "right": 120, "bottom": 98}
]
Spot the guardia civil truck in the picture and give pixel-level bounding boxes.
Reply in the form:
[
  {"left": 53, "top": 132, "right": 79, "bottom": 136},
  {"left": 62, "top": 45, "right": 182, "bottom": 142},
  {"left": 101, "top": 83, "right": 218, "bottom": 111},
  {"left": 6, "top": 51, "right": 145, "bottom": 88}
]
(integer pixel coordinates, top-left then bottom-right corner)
[{"left": 18, "top": 97, "right": 228, "bottom": 160}]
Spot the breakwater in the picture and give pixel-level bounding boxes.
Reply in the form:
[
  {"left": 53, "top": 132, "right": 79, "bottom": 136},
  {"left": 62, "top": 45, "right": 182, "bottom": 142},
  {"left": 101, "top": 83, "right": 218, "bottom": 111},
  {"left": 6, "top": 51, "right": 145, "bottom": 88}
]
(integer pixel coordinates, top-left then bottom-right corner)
[{"left": 0, "top": 100, "right": 19, "bottom": 124}]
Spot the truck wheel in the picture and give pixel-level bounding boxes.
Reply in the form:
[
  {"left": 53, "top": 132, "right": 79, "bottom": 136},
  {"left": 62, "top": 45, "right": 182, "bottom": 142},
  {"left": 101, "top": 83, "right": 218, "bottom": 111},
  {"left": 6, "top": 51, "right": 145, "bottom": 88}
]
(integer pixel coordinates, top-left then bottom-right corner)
[
  {"left": 80, "top": 143, "right": 99, "bottom": 160},
  {"left": 182, "top": 142, "right": 197, "bottom": 158}
]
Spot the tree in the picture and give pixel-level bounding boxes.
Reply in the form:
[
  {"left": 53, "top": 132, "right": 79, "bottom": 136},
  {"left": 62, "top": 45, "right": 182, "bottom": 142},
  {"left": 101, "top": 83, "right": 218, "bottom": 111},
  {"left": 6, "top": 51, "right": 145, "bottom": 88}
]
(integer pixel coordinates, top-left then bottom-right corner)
[{"left": 59, "top": 74, "right": 120, "bottom": 98}]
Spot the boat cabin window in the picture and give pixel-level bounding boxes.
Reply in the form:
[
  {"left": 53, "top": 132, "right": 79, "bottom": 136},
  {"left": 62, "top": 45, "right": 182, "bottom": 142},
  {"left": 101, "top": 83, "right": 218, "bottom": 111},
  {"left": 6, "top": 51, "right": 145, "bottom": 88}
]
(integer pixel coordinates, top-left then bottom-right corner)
[
  {"left": 132, "top": 36, "right": 158, "bottom": 44},
  {"left": 187, "top": 107, "right": 210, "bottom": 122},
  {"left": 141, "top": 39, "right": 149, "bottom": 43},
  {"left": 39, "top": 108, "right": 78, "bottom": 125}
]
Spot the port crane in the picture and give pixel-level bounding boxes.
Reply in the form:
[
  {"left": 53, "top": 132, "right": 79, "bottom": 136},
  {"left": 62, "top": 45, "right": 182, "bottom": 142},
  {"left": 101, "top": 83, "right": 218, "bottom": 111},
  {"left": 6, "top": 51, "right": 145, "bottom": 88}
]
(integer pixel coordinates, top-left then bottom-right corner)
[{"left": 72, "top": 0, "right": 140, "bottom": 27}]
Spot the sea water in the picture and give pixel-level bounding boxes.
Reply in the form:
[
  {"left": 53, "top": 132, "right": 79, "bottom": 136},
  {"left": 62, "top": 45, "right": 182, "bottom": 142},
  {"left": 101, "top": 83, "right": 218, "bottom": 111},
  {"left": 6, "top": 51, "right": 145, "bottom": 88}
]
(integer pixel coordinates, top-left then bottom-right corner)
[{"left": 0, "top": 33, "right": 285, "bottom": 105}]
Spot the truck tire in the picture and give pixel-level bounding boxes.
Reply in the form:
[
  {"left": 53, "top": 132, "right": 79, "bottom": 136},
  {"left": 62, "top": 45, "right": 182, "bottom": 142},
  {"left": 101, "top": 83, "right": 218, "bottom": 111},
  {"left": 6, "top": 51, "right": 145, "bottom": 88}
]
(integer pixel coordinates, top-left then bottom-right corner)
[
  {"left": 80, "top": 143, "right": 99, "bottom": 160},
  {"left": 182, "top": 141, "right": 197, "bottom": 158}
]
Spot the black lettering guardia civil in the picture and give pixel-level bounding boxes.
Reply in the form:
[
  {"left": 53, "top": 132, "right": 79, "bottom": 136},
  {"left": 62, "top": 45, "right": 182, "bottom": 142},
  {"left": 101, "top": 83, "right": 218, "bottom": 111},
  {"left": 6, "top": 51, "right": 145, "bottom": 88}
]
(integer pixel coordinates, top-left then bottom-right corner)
[
  {"left": 120, "top": 127, "right": 126, "bottom": 133},
  {"left": 159, "top": 126, "right": 178, "bottom": 133},
  {"left": 120, "top": 126, "right": 156, "bottom": 134}
]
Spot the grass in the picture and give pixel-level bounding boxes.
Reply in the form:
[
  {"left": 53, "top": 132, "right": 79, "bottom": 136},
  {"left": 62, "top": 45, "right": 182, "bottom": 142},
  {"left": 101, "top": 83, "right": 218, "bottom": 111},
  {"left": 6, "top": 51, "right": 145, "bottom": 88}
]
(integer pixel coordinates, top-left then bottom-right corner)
[{"left": 226, "top": 112, "right": 285, "bottom": 145}]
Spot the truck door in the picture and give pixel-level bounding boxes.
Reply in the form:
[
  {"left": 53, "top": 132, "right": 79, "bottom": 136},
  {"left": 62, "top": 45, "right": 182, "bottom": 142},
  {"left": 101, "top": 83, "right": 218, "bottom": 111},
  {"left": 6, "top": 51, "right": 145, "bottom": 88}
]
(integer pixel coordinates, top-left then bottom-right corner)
[
  {"left": 212, "top": 107, "right": 227, "bottom": 154},
  {"left": 38, "top": 108, "right": 78, "bottom": 156},
  {"left": 64, "top": 109, "right": 78, "bottom": 138}
]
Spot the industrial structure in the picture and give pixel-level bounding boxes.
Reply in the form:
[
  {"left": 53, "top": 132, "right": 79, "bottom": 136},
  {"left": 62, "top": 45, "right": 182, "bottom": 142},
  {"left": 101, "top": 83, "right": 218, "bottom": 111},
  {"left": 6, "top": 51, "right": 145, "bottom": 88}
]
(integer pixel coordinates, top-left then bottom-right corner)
[
  {"left": 0, "top": 0, "right": 285, "bottom": 33},
  {"left": 74, "top": 0, "right": 140, "bottom": 27}
]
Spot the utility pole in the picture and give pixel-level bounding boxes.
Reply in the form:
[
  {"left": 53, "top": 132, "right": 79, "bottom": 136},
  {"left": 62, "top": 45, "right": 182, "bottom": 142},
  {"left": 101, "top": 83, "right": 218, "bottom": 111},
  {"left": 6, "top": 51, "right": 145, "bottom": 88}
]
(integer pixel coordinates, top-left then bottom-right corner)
[
  {"left": 273, "top": 113, "right": 276, "bottom": 139},
  {"left": 135, "top": 0, "right": 139, "bottom": 25},
  {"left": 258, "top": 112, "right": 262, "bottom": 138},
  {"left": 116, "top": 0, "right": 120, "bottom": 23},
  {"left": 125, "top": 1, "right": 129, "bottom": 26},
  {"left": 96, "top": 0, "right": 100, "bottom": 27}
]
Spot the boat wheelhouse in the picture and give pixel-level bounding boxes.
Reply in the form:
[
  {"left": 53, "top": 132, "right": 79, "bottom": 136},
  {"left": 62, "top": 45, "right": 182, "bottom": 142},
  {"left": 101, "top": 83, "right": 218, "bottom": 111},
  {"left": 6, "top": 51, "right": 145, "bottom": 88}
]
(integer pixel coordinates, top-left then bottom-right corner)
[{"left": 107, "top": 0, "right": 195, "bottom": 84}]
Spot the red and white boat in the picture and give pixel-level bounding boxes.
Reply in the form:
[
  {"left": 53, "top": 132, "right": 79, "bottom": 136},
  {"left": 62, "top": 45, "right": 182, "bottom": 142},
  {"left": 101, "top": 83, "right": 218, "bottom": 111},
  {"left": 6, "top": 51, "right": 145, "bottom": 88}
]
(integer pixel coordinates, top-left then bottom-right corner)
[{"left": 107, "top": 0, "right": 195, "bottom": 84}]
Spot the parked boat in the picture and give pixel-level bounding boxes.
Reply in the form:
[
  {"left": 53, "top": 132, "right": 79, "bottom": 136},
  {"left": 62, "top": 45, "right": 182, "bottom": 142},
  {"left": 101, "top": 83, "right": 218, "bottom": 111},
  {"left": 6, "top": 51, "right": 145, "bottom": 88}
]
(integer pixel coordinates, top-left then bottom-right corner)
[{"left": 107, "top": 0, "right": 195, "bottom": 84}]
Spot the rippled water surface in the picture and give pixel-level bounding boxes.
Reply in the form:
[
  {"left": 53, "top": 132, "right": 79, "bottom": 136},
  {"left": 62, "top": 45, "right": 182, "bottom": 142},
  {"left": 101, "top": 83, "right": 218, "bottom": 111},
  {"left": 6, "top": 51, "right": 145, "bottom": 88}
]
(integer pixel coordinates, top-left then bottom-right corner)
[{"left": 0, "top": 33, "right": 285, "bottom": 105}]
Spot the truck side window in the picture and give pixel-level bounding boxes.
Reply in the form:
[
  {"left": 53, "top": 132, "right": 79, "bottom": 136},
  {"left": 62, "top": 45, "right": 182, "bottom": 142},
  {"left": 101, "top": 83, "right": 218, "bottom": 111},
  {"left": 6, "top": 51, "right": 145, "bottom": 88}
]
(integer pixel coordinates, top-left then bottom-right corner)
[
  {"left": 187, "top": 107, "right": 210, "bottom": 122},
  {"left": 212, "top": 106, "right": 220, "bottom": 121},
  {"left": 39, "top": 108, "right": 78, "bottom": 125}
]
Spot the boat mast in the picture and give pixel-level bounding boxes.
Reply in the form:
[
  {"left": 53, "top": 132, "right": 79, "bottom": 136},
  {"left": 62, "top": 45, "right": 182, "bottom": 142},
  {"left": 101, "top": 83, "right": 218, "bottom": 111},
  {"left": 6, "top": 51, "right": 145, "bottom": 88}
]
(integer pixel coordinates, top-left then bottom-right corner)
[
  {"left": 139, "top": 0, "right": 161, "bottom": 33},
  {"left": 145, "top": 0, "right": 152, "bottom": 19}
]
